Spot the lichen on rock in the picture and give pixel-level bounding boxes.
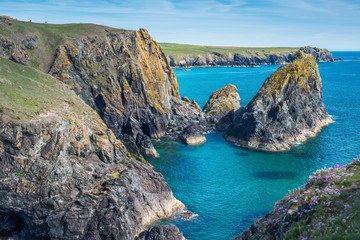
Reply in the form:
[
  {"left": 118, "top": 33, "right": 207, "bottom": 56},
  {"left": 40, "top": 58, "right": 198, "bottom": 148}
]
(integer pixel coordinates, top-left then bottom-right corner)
[{"left": 224, "top": 51, "right": 333, "bottom": 151}]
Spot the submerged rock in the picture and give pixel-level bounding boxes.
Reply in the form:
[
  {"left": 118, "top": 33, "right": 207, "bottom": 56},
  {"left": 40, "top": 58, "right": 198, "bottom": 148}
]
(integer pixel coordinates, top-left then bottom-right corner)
[
  {"left": 224, "top": 51, "right": 333, "bottom": 151},
  {"left": 180, "top": 211, "right": 196, "bottom": 220},
  {"left": 179, "top": 125, "right": 206, "bottom": 145}
]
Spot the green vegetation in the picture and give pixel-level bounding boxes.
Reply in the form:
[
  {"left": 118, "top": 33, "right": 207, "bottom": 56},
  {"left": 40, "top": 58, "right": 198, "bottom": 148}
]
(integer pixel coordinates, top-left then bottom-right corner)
[
  {"left": 251, "top": 156, "right": 360, "bottom": 240},
  {"left": 0, "top": 57, "right": 92, "bottom": 121},
  {"left": 159, "top": 42, "right": 299, "bottom": 61},
  {"left": 0, "top": 16, "right": 127, "bottom": 71}
]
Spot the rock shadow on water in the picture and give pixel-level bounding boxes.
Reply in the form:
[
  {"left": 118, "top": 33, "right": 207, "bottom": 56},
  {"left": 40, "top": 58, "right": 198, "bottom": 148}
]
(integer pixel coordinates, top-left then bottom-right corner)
[
  {"left": 293, "top": 153, "right": 314, "bottom": 159},
  {"left": 253, "top": 171, "right": 298, "bottom": 180},
  {"left": 236, "top": 152, "right": 249, "bottom": 157}
]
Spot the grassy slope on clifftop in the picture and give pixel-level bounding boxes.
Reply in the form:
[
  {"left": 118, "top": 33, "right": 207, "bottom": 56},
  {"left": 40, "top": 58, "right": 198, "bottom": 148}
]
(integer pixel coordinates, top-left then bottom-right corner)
[
  {"left": 0, "top": 57, "right": 96, "bottom": 122},
  {"left": 0, "top": 16, "right": 127, "bottom": 71},
  {"left": 159, "top": 43, "right": 299, "bottom": 60}
]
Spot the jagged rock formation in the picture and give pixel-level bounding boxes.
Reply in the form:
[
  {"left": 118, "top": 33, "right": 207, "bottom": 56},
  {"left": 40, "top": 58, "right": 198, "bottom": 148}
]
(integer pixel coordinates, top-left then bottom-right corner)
[
  {"left": 179, "top": 125, "right": 206, "bottom": 145},
  {"left": 167, "top": 97, "right": 214, "bottom": 136},
  {"left": 224, "top": 51, "right": 333, "bottom": 151},
  {"left": 299, "top": 46, "right": 333, "bottom": 62},
  {"left": 0, "top": 57, "right": 184, "bottom": 239},
  {"left": 203, "top": 84, "right": 241, "bottom": 130},
  {"left": 136, "top": 224, "right": 186, "bottom": 240},
  {"left": 235, "top": 156, "right": 360, "bottom": 239},
  {"left": 0, "top": 16, "right": 209, "bottom": 158},
  {"left": 164, "top": 46, "right": 333, "bottom": 68}
]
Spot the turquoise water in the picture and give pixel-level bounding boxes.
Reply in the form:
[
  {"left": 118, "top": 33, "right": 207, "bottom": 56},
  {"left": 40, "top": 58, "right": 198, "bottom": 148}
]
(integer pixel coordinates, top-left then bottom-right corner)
[{"left": 146, "top": 52, "right": 360, "bottom": 240}]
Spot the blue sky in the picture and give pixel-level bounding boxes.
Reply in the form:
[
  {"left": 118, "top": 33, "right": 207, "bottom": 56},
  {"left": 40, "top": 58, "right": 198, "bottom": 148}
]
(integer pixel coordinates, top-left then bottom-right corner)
[{"left": 1, "top": 0, "right": 359, "bottom": 50}]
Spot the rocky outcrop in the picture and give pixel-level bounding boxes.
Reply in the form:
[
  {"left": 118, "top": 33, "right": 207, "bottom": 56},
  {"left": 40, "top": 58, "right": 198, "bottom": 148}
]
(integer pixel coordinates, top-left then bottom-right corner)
[
  {"left": 203, "top": 84, "right": 241, "bottom": 130},
  {"left": 165, "top": 46, "right": 333, "bottom": 68},
  {"left": 0, "top": 58, "right": 184, "bottom": 239},
  {"left": 167, "top": 97, "right": 214, "bottom": 136},
  {"left": 136, "top": 224, "right": 186, "bottom": 240},
  {"left": 179, "top": 125, "right": 206, "bottom": 145},
  {"left": 224, "top": 51, "right": 333, "bottom": 151},
  {"left": 235, "top": 156, "right": 360, "bottom": 239},
  {"left": 47, "top": 29, "right": 179, "bottom": 152},
  {"left": 299, "top": 46, "right": 333, "bottom": 62},
  {"left": 0, "top": 17, "right": 186, "bottom": 157}
]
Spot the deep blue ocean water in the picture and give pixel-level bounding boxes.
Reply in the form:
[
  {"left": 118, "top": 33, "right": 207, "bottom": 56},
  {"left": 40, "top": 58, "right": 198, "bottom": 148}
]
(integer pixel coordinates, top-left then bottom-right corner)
[{"left": 146, "top": 52, "right": 360, "bottom": 240}]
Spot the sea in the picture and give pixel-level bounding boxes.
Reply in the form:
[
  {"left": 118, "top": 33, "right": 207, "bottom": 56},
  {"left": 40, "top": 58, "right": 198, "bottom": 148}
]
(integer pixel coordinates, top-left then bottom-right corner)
[{"left": 146, "top": 52, "right": 360, "bottom": 240}]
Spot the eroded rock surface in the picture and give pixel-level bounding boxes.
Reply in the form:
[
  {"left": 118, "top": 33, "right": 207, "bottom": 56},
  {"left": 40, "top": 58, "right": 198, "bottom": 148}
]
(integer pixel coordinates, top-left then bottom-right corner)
[
  {"left": 179, "top": 125, "right": 206, "bottom": 145},
  {"left": 203, "top": 84, "right": 241, "bottom": 130},
  {"left": 136, "top": 224, "right": 186, "bottom": 240},
  {"left": 224, "top": 51, "right": 333, "bottom": 151},
  {"left": 0, "top": 58, "right": 184, "bottom": 239}
]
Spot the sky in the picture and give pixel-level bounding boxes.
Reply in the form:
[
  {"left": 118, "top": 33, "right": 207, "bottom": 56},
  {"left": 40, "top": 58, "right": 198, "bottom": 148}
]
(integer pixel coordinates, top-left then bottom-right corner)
[{"left": 1, "top": 0, "right": 359, "bottom": 50}]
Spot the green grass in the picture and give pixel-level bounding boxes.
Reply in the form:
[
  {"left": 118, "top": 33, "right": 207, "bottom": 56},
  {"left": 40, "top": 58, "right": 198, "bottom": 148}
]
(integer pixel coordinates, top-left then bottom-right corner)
[
  {"left": 0, "top": 16, "right": 128, "bottom": 71},
  {"left": 0, "top": 57, "right": 91, "bottom": 121},
  {"left": 159, "top": 43, "right": 300, "bottom": 61}
]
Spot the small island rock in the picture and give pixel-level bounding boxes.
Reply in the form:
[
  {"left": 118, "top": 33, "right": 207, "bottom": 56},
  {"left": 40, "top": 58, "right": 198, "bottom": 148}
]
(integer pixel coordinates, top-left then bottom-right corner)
[
  {"left": 203, "top": 84, "right": 240, "bottom": 119},
  {"left": 224, "top": 51, "right": 333, "bottom": 151}
]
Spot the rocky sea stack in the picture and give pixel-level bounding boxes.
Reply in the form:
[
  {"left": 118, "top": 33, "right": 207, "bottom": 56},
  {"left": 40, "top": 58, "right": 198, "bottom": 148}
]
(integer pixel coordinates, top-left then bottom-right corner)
[
  {"left": 224, "top": 51, "right": 333, "bottom": 151},
  {"left": 203, "top": 84, "right": 241, "bottom": 130}
]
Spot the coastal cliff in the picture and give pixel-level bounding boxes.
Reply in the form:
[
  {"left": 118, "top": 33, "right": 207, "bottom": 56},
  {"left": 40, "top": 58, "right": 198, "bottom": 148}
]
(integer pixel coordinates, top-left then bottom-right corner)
[
  {"left": 235, "top": 155, "right": 360, "bottom": 239},
  {"left": 159, "top": 43, "right": 333, "bottom": 68},
  {"left": 0, "top": 16, "right": 206, "bottom": 158},
  {"left": 0, "top": 57, "right": 184, "bottom": 239},
  {"left": 224, "top": 51, "right": 333, "bottom": 151}
]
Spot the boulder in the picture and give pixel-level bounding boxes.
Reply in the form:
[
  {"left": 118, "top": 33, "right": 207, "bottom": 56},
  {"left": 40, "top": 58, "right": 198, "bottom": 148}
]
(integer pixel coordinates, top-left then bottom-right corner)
[{"left": 179, "top": 125, "right": 206, "bottom": 145}]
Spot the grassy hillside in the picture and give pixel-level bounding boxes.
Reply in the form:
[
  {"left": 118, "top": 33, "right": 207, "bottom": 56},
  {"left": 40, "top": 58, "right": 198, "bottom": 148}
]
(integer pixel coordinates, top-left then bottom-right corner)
[
  {"left": 0, "top": 57, "right": 96, "bottom": 122},
  {"left": 159, "top": 42, "right": 300, "bottom": 60},
  {"left": 0, "top": 16, "right": 128, "bottom": 71}
]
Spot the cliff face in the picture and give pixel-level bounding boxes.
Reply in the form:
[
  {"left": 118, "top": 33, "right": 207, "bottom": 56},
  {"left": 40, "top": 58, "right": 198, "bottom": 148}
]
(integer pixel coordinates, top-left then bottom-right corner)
[
  {"left": 0, "top": 16, "right": 191, "bottom": 157},
  {"left": 235, "top": 156, "right": 360, "bottom": 240},
  {"left": 48, "top": 28, "right": 179, "bottom": 139},
  {"left": 224, "top": 52, "right": 333, "bottom": 151},
  {"left": 164, "top": 46, "right": 333, "bottom": 68},
  {"left": 0, "top": 57, "right": 184, "bottom": 239}
]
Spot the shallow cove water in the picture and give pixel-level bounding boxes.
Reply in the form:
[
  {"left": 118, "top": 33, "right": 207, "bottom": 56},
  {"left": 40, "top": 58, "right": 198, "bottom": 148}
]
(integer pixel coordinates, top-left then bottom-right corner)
[{"left": 146, "top": 52, "right": 360, "bottom": 240}]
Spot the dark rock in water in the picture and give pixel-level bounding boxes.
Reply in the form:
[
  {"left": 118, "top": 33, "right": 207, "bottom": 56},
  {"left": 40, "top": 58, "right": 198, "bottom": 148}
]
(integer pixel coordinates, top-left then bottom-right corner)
[
  {"left": 334, "top": 58, "right": 344, "bottom": 62},
  {"left": 203, "top": 84, "right": 241, "bottom": 131},
  {"left": 179, "top": 125, "right": 206, "bottom": 145},
  {"left": 293, "top": 153, "right": 314, "bottom": 159},
  {"left": 136, "top": 224, "right": 186, "bottom": 240},
  {"left": 224, "top": 51, "right": 333, "bottom": 151},
  {"left": 180, "top": 211, "right": 196, "bottom": 220},
  {"left": 236, "top": 152, "right": 249, "bottom": 157},
  {"left": 167, "top": 97, "right": 214, "bottom": 136},
  {"left": 253, "top": 171, "right": 298, "bottom": 180}
]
